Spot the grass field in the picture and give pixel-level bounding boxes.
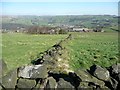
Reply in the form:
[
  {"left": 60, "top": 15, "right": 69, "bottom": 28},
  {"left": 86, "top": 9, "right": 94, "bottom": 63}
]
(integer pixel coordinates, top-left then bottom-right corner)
[
  {"left": 2, "top": 33, "right": 67, "bottom": 71},
  {"left": 2, "top": 32, "right": 119, "bottom": 71},
  {"left": 66, "top": 32, "right": 119, "bottom": 70}
]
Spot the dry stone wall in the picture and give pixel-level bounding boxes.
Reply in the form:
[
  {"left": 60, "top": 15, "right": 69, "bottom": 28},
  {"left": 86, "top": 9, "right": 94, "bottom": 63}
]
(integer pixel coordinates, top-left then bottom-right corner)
[{"left": 0, "top": 34, "right": 120, "bottom": 90}]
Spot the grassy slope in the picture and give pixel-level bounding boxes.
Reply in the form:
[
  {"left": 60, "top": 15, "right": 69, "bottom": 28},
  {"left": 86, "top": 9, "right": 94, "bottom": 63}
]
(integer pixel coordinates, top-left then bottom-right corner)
[
  {"left": 2, "top": 32, "right": 119, "bottom": 71},
  {"left": 66, "top": 32, "right": 119, "bottom": 70},
  {"left": 2, "top": 15, "right": 117, "bottom": 28},
  {"left": 2, "top": 33, "right": 67, "bottom": 70}
]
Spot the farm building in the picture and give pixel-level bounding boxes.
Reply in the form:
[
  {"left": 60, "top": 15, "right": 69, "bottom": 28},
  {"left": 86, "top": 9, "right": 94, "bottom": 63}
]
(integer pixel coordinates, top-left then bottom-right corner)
[{"left": 72, "top": 28, "right": 92, "bottom": 32}]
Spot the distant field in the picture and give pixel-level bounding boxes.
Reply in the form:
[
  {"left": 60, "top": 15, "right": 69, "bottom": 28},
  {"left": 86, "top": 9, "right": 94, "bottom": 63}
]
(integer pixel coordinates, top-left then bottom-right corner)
[
  {"left": 2, "top": 33, "right": 67, "bottom": 71},
  {"left": 66, "top": 32, "right": 119, "bottom": 70},
  {"left": 2, "top": 32, "right": 119, "bottom": 71}
]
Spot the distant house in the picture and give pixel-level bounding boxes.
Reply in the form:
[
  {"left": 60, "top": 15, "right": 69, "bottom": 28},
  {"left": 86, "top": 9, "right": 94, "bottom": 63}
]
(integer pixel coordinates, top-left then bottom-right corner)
[
  {"left": 73, "top": 28, "right": 84, "bottom": 32},
  {"left": 72, "top": 28, "right": 91, "bottom": 32}
]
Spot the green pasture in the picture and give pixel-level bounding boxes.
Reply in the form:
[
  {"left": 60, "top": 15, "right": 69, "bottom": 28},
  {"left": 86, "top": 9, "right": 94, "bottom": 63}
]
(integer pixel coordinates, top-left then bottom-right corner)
[
  {"left": 2, "top": 32, "right": 119, "bottom": 71},
  {"left": 2, "top": 33, "right": 67, "bottom": 70},
  {"left": 66, "top": 32, "right": 119, "bottom": 70}
]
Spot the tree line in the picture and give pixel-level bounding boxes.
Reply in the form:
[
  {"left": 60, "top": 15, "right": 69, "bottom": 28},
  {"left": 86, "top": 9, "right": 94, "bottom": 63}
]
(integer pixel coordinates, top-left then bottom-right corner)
[{"left": 26, "top": 26, "right": 68, "bottom": 34}]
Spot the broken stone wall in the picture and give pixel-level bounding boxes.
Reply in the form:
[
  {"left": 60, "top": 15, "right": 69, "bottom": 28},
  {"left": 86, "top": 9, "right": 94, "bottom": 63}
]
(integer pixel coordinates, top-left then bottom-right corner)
[{"left": 0, "top": 34, "right": 120, "bottom": 90}]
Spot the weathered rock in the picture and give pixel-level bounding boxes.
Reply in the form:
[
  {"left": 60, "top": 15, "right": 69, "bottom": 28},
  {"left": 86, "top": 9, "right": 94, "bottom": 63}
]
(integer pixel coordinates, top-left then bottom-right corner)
[
  {"left": 48, "top": 71, "right": 65, "bottom": 81},
  {"left": 108, "top": 63, "right": 120, "bottom": 82},
  {"left": 92, "top": 78, "right": 105, "bottom": 88},
  {"left": 75, "top": 69, "right": 105, "bottom": 88},
  {"left": 42, "top": 54, "right": 58, "bottom": 70},
  {"left": 78, "top": 82, "right": 109, "bottom": 90},
  {"left": 53, "top": 44, "right": 63, "bottom": 51},
  {"left": 2, "top": 69, "right": 17, "bottom": 89},
  {"left": 78, "top": 82, "right": 93, "bottom": 89},
  {"left": 75, "top": 69, "right": 92, "bottom": 82},
  {"left": 105, "top": 77, "right": 118, "bottom": 90},
  {"left": 17, "top": 79, "right": 36, "bottom": 89},
  {"left": 117, "top": 82, "right": 120, "bottom": 90},
  {"left": 0, "top": 60, "right": 7, "bottom": 77},
  {"left": 0, "top": 83, "right": 6, "bottom": 90},
  {"left": 0, "top": 83, "right": 4, "bottom": 90},
  {"left": 118, "top": 73, "right": 120, "bottom": 81},
  {"left": 0, "top": 77, "right": 1, "bottom": 84},
  {"left": 90, "top": 65, "right": 110, "bottom": 81},
  {"left": 57, "top": 50, "right": 63, "bottom": 56},
  {"left": 0, "top": 85, "right": 2, "bottom": 90},
  {"left": 33, "top": 83, "right": 40, "bottom": 90},
  {"left": 54, "top": 54, "right": 63, "bottom": 62},
  {"left": 68, "top": 72, "right": 81, "bottom": 88},
  {"left": 45, "top": 77, "right": 57, "bottom": 89},
  {"left": 48, "top": 48, "right": 57, "bottom": 57},
  {"left": 109, "top": 77, "right": 118, "bottom": 89},
  {"left": 18, "top": 65, "right": 48, "bottom": 79},
  {"left": 48, "top": 67, "right": 68, "bottom": 76},
  {"left": 33, "top": 78, "right": 43, "bottom": 90},
  {"left": 43, "top": 54, "right": 53, "bottom": 61},
  {"left": 110, "top": 63, "right": 120, "bottom": 74},
  {"left": 31, "top": 58, "right": 44, "bottom": 65},
  {"left": 39, "top": 79, "right": 48, "bottom": 89},
  {"left": 43, "top": 59, "right": 56, "bottom": 67},
  {"left": 57, "top": 78, "right": 74, "bottom": 89}
]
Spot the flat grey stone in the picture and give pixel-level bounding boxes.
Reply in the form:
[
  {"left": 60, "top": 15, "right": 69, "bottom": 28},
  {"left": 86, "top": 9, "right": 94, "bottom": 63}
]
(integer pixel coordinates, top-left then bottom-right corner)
[
  {"left": 17, "top": 79, "right": 36, "bottom": 89},
  {"left": 90, "top": 65, "right": 110, "bottom": 81},
  {"left": 75, "top": 69, "right": 105, "bottom": 88},
  {"left": 57, "top": 78, "right": 74, "bottom": 89},
  {"left": 0, "top": 60, "right": 7, "bottom": 77},
  {"left": 111, "top": 63, "right": 120, "bottom": 74},
  {"left": 45, "top": 77, "right": 57, "bottom": 89},
  {"left": 2, "top": 69, "right": 17, "bottom": 89},
  {"left": 18, "top": 65, "right": 48, "bottom": 79}
]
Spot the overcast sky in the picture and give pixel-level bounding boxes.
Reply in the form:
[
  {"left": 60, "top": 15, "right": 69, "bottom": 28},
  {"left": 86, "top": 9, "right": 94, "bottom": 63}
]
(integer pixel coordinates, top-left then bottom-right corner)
[{"left": 1, "top": 0, "right": 119, "bottom": 15}]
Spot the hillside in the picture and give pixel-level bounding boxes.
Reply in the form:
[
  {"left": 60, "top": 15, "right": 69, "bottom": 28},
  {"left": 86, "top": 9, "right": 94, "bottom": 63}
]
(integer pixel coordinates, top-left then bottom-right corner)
[{"left": 2, "top": 15, "right": 118, "bottom": 32}]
